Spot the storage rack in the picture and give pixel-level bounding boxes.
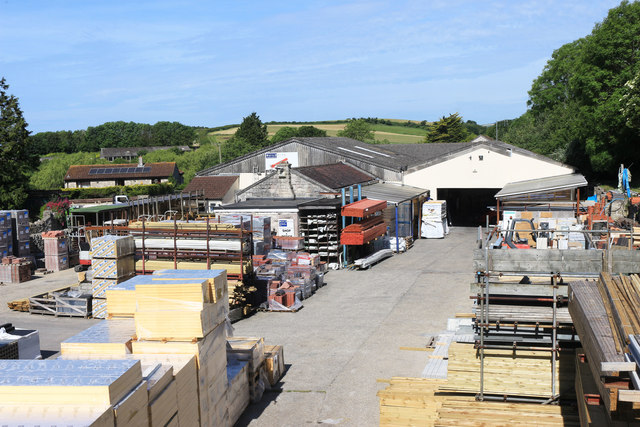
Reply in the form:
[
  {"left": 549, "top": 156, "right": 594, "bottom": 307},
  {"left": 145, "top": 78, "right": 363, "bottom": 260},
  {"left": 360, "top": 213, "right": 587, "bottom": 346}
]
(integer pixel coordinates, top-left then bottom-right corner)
[
  {"left": 85, "top": 218, "right": 252, "bottom": 282},
  {"left": 298, "top": 200, "right": 342, "bottom": 265},
  {"left": 476, "top": 224, "right": 601, "bottom": 404}
]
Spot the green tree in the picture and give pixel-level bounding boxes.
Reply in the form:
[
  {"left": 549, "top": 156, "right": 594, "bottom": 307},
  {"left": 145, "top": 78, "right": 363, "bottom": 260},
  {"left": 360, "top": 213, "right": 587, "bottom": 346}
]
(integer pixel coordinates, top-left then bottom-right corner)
[
  {"left": 29, "top": 152, "right": 107, "bottom": 190},
  {"left": 0, "top": 78, "right": 37, "bottom": 208},
  {"left": 271, "top": 126, "right": 298, "bottom": 143},
  {"left": 271, "top": 125, "right": 327, "bottom": 143},
  {"left": 297, "top": 125, "right": 327, "bottom": 138},
  {"left": 424, "top": 113, "right": 470, "bottom": 143},
  {"left": 621, "top": 70, "right": 640, "bottom": 132},
  {"left": 337, "top": 118, "right": 375, "bottom": 142},
  {"left": 234, "top": 112, "right": 268, "bottom": 147},
  {"left": 524, "top": 1, "right": 640, "bottom": 177}
]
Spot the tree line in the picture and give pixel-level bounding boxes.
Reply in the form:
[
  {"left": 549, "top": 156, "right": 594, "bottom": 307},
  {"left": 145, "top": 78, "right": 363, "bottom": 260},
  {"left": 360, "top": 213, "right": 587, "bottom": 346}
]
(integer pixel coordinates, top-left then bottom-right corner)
[
  {"left": 496, "top": 0, "right": 640, "bottom": 180},
  {"left": 29, "top": 121, "right": 199, "bottom": 155}
]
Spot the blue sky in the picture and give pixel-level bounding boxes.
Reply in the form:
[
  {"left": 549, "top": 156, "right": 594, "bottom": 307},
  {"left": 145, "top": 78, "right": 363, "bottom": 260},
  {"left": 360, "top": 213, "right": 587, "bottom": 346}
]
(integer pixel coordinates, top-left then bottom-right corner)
[{"left": 1, "top": 0, "right": 623, "bottom": 133}]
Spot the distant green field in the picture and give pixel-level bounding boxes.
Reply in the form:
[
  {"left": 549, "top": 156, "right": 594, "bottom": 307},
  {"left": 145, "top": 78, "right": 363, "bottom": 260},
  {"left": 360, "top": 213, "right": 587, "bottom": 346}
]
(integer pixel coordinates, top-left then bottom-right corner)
[{"left": 209, "top": 120, "right": 427, "bottom": 144}]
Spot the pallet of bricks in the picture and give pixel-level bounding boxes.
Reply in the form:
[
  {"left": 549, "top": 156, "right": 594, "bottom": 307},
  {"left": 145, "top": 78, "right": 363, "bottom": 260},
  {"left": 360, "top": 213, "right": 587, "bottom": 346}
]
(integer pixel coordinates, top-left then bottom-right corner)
[
  {"left": 0, "top": 256, "right": 32, "bottom": 283},
  {"left": 90, "top": 235, "right": 135, "bottom": 319},
  {"left": 12, "top": 268, "right": 288, "bottom": 426},
  {"left": 42, "top": 230, "right": 69, "bottom": 272},
  {"left": 253, "top": 249, "right": 325, "bottom": 312},
  {"left": 569, "top": 273, "right": 640, "bottom": 425}
]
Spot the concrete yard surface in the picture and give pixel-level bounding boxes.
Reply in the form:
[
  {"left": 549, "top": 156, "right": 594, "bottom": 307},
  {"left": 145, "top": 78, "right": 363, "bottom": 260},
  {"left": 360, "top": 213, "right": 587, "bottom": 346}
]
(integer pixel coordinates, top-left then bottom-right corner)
[
  {"left": 234, "top": 226, "right": 476, "bottom": 426},
  {"left": 0, "top": 268, "right": 99, "bottom": 357},
  {"left": 0, "top": 227, "right": 476, "bottom": 425}
]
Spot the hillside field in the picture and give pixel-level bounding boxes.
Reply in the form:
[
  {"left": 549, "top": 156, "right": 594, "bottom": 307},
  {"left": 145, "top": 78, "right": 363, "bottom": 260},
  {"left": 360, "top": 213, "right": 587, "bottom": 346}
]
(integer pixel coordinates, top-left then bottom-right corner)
[{"left": 211, "top": 120, "right": 426, "bottom": 144}]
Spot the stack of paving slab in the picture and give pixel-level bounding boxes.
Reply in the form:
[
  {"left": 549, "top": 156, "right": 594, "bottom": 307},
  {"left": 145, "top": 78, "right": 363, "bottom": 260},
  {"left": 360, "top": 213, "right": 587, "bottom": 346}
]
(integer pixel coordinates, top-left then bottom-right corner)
[
  {"left": 0, "top": 211, "right": 13, "bottom": 259},
  {"left": 42, "top": 230, "right": 68, "bottom": 272},
  {"left": 90, "top": 235, "right": 135, "bottom": 319}
]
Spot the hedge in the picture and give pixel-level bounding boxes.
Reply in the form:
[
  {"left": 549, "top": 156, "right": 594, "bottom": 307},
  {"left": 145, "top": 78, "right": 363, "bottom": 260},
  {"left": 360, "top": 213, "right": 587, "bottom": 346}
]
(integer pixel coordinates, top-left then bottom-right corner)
[{"left": 60, "top": 183, "right": 175, "bottom": 200}]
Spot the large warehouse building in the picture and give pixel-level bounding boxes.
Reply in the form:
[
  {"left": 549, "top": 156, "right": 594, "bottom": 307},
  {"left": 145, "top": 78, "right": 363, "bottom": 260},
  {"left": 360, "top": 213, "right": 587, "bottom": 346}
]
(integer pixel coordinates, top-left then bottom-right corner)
[{"left": 197, "top": 136, "right": 575, "bottom": 225}]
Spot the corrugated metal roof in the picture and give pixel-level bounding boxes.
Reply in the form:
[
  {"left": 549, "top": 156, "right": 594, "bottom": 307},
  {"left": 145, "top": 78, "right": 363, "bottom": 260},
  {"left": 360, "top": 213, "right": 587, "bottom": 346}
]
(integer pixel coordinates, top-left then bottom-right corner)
[
  {"left": 360, "top": 183, "right": 429, "bottom": 205},
  {"left": 295, "top": 163, "right": 375, "bottom": 189},
  {"left": 495, "top": 173, "right": 588, "bottom": 199}
]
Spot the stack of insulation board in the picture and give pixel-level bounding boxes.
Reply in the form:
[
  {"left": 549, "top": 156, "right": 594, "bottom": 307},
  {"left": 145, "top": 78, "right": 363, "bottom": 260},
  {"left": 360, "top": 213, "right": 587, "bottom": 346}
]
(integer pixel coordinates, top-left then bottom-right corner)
[
  {"left": 0, "top": 358, "right": 145, "bottom": 426},
  {"left": 91, "top": 235, "right": 135, "bottom": 319},
  {"left": 107, "top": 269, "right": 231, "bottom": 425},
  {"left": 10, "top": 209, "right": 30, "bottom": 257},
  {"left": 0, "top": 211, "right": 12, "bottom": 258},
  {"left": 227, "top": 337, "right": 266, "bottom": 402},
  {"left": 131, "top": 270, "right": 230, "bottom": 425},
  {"left": 226, "top": 357, "right": 250, "bottom": 423},
  {"left": 42, "top": 230, "right": 68, "bottom": 272}
]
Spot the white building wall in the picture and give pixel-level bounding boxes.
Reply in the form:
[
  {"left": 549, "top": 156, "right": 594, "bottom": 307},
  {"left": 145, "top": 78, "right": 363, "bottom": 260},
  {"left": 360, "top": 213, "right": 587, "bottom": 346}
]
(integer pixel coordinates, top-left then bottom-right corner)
[{"left": 403, "top": 148, "right": 574, "bottom": 198}]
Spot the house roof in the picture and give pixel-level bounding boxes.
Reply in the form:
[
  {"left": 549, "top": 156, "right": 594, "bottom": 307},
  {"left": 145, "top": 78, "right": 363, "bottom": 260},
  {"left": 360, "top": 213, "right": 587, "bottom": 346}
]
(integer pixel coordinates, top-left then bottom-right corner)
[
  {"left": 100, "top": 146, "right": 191, "bottom": 158},
  {"left": 294, "top": 163, "right": 376, "bottom": 189},
  {"left": 495, "top": 173, "right": 588, "bottom": 200},
  {"left": 197, "top": 136, "right": 573, "bottom": 176},
  {"left": 183, "top": 176, "right": 238, "bottom": 200},
  {"left": 64, "top": 162, "right": 179, "bottom": 181}
]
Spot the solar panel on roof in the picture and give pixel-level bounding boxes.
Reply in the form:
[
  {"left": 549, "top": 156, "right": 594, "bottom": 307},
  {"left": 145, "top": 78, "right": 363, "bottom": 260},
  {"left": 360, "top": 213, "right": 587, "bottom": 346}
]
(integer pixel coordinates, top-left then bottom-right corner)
[
  {"left": 97, "top": 169, "right": 106, "bottom": 174},
  {"left": 105, "top": 168, "right": 113, "bottom": 173},
  {"left": 89, "top": 168, "right": 98, "bottom": 175},
  {"left": 127, "top": 167, "right": 135, "bottom": 173},
  {"left": 143, "top": 167, "right": 151, "bottom": 173}
]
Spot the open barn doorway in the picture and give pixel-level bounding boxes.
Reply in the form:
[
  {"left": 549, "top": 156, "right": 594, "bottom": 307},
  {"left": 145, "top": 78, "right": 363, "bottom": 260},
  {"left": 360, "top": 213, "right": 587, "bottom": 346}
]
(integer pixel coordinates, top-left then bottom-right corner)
[{"left": 436, "top": 188, "right": 500, "bottom": 226}]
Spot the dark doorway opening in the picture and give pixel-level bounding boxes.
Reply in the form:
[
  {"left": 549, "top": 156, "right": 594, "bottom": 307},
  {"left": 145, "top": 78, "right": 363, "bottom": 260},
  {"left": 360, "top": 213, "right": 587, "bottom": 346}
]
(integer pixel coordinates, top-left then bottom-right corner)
[{"left": 436, "top": 188, "right": 500, "bottom": 226}]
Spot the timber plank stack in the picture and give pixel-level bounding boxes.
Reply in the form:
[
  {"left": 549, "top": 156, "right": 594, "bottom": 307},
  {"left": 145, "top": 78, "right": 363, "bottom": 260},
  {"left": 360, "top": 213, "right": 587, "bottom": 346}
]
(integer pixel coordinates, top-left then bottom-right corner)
[
  {"left": 441, "top": 342, "right": 575, "bottom": 398},
  {"left": 377, "top": 377, "right": 579, "bottom": 427},
  {"left": 568, "top": 273, "right": 640, "bottom": 423}
]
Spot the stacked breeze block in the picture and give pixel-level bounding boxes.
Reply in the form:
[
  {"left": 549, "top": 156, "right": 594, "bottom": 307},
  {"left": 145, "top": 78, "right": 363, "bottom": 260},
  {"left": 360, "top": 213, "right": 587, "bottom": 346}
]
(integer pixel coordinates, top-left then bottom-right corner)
[
  {"left": 10, "top": 209, "right": 30, "bottom": 257},
  {"left": 90, "top": 235, "right": 135, "bottom": 319},
  {"left": 0, "top": 211, "right": 12, "bottom": 259},
  {"left": 42, "top": 230, "right": 68, "bottom": 272}
]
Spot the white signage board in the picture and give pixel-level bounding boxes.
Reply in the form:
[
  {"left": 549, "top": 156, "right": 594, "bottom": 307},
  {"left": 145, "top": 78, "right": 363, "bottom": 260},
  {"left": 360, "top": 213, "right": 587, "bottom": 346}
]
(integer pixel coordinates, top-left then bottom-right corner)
[
  {"left": 265, "top": 152, "right": 299, "bottom": 169},
  {"left": 278, "top": 219, "right": 295, "bottom": 236}
]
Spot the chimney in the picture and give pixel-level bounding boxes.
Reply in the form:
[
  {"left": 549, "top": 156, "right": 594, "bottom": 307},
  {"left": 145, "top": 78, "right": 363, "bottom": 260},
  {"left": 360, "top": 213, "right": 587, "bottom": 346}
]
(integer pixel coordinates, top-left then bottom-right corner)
[{"left": 138, "top": 156, "right": 144, "bottom": 167}]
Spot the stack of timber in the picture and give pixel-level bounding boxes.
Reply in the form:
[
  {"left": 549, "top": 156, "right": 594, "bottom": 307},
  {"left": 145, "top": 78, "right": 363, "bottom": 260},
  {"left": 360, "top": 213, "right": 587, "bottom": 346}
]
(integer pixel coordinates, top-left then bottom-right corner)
[
  {"left": 90, "top": 235, "right": 135, "bottom": 319},
  {"left": 441, "top": 342, "right": 575, "bottom": 398},
  {"left": 129, "top": 220, "right": 250, "bottom": 278},
  {"left": 569, "top": 274, "right": 640, "bottom": 422},
  {"left": 377, "top": 377, "right": 579, "bottom": 426}
]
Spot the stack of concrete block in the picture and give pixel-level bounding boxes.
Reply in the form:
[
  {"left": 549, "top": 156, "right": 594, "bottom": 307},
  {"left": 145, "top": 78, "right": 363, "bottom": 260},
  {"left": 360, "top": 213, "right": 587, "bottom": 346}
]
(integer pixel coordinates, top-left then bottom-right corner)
[
  {"left": 0, "top": 211, "right": 12, "bottom": 259},
  {"left": 10, "top": 209, "right": 30, "bottom": 257},
  {"left": 90, "top": 235, "right": 135, "bottom": 319},
  {"left": 42, "top": 230, "right": 68, "bottom": 272}
]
